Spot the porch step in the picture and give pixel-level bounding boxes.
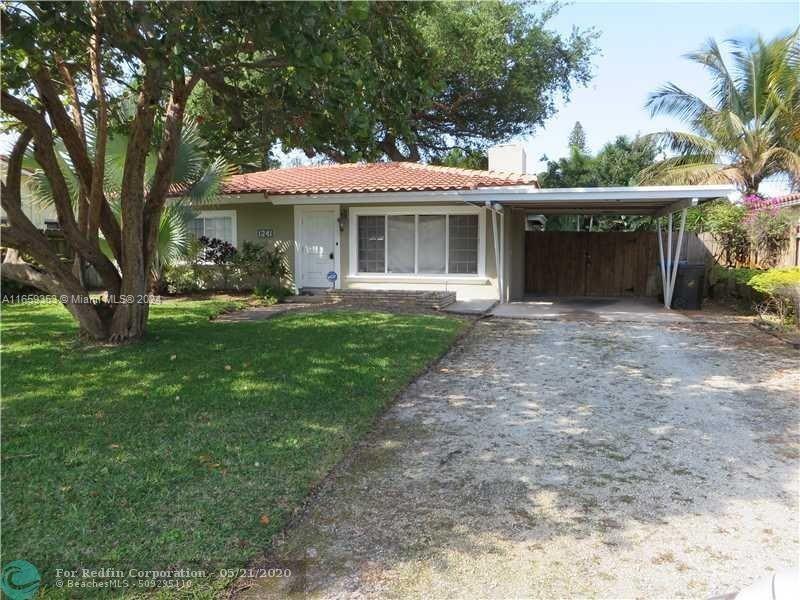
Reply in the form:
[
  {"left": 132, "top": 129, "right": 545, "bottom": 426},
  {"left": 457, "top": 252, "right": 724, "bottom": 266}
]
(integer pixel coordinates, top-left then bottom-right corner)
[{"left": 325, "top": 289, "right": 457, "bottom": 310}]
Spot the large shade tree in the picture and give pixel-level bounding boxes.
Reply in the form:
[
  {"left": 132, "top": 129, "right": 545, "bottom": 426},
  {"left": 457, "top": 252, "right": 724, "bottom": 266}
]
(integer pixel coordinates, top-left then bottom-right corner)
[
  {"left": 1, "top": 1, "right": 431, "bottom": 342},
  {"left": 640, "top": 30, "right": 800, "bottom": 193},
  {"left": 192, "top": 0, "right": 597, "bottom": 166}
]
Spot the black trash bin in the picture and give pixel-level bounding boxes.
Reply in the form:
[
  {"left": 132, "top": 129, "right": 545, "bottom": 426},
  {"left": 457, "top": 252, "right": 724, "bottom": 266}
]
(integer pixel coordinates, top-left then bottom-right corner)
[{"left": 671, "top": 262, "right": 705, "bottom": 310}]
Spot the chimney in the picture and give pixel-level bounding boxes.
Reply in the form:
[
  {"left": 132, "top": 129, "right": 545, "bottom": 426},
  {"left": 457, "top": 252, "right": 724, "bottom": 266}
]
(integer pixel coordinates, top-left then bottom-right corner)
[{"left": 488, "top": 143, "right": 527, "bottom": 173}]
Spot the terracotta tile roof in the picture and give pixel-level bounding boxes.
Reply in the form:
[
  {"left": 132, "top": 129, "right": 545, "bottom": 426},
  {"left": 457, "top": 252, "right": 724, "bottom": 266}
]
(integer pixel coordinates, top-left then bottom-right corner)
[
  {"left": 216, "top": 162, "right": 537, "bottom": 196},
  {"left": 746, "top": 193, "right": 800, "bottom": 210}
]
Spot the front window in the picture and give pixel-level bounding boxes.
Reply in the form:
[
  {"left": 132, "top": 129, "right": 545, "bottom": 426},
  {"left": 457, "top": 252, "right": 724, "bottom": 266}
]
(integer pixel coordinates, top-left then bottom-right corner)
[
  {"left": 355, "top": 211, "right": 479, "bottom": 275},
  {"left": 357, "top": 215, "right": 385, "bottom": 273},
  {"left": 448, "top": 214, "right": 479, "bottom": 274},
  {"left": 190, "top": 211, "right": 236, "bottom": 246}
]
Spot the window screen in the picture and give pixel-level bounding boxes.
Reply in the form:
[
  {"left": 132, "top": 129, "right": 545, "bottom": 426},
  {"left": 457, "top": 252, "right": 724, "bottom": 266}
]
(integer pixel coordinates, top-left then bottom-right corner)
[
  {"left": 358, "top": 215, "right": 385, "bottom": 273},
  {"left": 448, "top": 214, "right": 478, "bottom": 274},
  {"left": 191, "top": 214, "right": 234, "bottom": 244},
  {"left": 418, "top": 215, "right": 446, "bottom": 273},
  {"left": 387, "top": 215, "right": 415, "bottom": 273}
]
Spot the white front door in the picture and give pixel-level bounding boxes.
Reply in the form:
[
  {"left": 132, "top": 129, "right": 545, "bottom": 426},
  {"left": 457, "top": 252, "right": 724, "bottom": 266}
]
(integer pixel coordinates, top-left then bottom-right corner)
[{"left": 297, "top": 206, "right": 339, "bottom": 288}]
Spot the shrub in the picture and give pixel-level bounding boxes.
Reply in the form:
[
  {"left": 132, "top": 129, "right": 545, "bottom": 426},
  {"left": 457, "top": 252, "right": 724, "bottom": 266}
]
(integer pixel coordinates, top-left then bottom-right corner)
[
  {"left": 703, "top": 201, "right": 749, "bottom": 266},
  {"left": 252, "top": 283, "right": 293, "bottom": 306},
  {"left": 748, "top": 267, "right": 800, "bottom": 328},
  {"left": 163, "top": 239, "right": 292, "bottom": 294},
  {"left": 712, "top": 266, "right": 764, "bottom": 285},
  {"left": 748, "top": 267, "right": 800, "bottom": 295},
  {"left": 198, "top": 236, "right": 237, "bottom": 264},
  {"left": 163, "top": 265, "right": 207, "bottom": 294},
  {"left": 743, "top": 205, "right": 792, "bottom": 267}
]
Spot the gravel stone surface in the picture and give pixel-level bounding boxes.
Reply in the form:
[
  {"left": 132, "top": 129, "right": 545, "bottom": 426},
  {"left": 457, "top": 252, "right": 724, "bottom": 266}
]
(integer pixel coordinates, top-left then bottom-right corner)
[{"left": 241, "top": 319, "right": 799, "bottom": 599}]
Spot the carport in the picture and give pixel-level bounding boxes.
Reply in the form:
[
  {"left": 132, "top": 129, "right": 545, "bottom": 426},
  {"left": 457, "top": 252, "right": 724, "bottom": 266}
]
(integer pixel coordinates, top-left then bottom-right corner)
[{"left": 466, "top": 184, "right": 735, "bottom": 308}]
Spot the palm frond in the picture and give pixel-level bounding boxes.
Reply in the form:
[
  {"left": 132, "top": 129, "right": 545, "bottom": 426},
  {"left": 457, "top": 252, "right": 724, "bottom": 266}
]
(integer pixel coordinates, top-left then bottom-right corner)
[
  {"left": 685, "top": 38, "right": 741, "bottom": 112},
  {"left": 643, "top": 130, "right": 721, "bottom": 158},
  {"left": 181, "top": 157, "right": 236, "bottom": 205},
  {"left": 23, "top": 141, "right": 82, "bottom": 209},
  {"left": 168, "top": 122, "right": 207, "bottom": 187},
  {"left": 761, "top": 146, "right": 800, "bottom": 184},
  {"left": 154, "top": 204, "right": 194, "bottom": 269},
  {"left": 646, "top": 83, "right": 716, "bottom": 128},
  {"left": 638, "top": 155, "right": 736, "bottom": 186}
]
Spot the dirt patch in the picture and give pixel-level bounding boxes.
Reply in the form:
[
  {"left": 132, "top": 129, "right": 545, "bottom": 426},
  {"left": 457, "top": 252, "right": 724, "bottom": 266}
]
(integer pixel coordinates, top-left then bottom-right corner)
[{"left": 237, "top": 319, "right": 799, "bottom": 599}]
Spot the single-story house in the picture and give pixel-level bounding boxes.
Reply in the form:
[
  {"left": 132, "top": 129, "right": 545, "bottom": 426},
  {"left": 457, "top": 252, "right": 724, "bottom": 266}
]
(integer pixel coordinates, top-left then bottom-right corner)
[{"left": 180, "top": 145, "right": 734, "bottom": 307}]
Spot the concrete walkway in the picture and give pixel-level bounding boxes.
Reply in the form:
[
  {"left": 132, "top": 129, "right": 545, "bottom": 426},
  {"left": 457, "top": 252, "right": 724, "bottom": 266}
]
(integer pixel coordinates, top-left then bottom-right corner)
[
  {"left": 443, "top": 299, "right": 497, "bottom": 316},
  {"left": 239, "top": 318, "right": 799, "bottom": 599},
  {"left": 214, "top": 303, "right": 311, "bottom": 322},
  {"left": 492, "top": 296, "right": 692, "bottom": 323}
]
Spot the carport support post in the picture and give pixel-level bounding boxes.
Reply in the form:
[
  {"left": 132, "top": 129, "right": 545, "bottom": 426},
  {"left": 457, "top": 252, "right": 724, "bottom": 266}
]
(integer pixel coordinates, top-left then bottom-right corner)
[
  {"left": 656, "top": 207, "right": 688, "bottom": 309},
  {"left": 489, "top": 202, "right": 504, "bottom": 303}
]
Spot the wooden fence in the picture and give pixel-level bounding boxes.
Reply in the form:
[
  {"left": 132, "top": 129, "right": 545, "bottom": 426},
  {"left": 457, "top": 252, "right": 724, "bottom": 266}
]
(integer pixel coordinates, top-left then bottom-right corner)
[{"left": 687, "top": 230, "right": 800, "bottom": 268}]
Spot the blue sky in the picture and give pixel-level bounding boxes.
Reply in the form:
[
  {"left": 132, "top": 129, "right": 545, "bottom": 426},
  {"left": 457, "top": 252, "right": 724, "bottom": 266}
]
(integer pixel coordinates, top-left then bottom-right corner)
[{"left": 523, "top": 0, "right": 799, "bottom": 184}]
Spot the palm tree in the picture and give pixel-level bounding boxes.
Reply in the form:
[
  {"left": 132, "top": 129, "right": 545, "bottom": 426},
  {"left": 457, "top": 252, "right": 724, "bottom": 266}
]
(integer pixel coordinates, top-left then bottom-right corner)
[
  {"left": 24, "top": 122, "right": 233, "bottom": 287},
  {"left": 640, "top": 30, "right": 800, "bottom": 194}
]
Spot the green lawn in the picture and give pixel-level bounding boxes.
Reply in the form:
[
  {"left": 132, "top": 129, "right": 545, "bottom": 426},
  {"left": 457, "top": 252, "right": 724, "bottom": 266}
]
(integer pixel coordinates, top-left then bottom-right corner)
[{"left": 1, "top": 300, "right": 463, "bottom": 593}]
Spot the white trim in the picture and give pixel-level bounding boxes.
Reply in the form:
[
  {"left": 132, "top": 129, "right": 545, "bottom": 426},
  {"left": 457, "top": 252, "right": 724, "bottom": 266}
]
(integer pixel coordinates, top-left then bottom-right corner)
[
  {"left": 345, "top": 275, "right": 489, "bottom": 285},
  {"left": 348, "top": 205, "right": 485, "bottom": 279},
  {"left": 192, "top": 209, "right": 237, "bottom": 247},
  {"left": 267, "top": 184, "right": 735, "bottom": 206},
  {"left": 350, "top": 205, "right": 482, "bottom": 216},
  {"left": 463, "top": 184, "right": 735, "bottom": 199},
  {"left": 294, "top": 204, "right": 340, "bottom": 289}
]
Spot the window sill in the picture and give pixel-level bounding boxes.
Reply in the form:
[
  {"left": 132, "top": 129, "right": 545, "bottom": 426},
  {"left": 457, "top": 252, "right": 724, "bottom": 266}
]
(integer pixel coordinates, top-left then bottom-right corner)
[{"left": 345, "top": 274, "right": 490, "bottom": 285}]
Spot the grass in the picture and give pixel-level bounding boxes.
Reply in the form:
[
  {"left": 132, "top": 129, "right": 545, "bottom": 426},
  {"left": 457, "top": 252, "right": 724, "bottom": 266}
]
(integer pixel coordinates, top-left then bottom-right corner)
[{"left": 1, "top": 299, "right": 464, "bottom": 595}]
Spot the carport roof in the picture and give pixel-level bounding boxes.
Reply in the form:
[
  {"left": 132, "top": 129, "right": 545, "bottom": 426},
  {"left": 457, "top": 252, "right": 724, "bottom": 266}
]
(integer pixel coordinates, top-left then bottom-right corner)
[{"left": 467, "top": 184, "right": 737, "bottom": 215}]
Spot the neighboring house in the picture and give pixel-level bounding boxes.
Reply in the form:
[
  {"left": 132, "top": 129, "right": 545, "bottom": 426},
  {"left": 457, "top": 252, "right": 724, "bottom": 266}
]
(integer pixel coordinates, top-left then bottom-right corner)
[
  {"left": 0, "top": 155, "right": 59, "bottom": 231},
  {"left": 746, "top": 192, "right": 800, "bottom": 211},
  {"left": 179, "top": 144, "right": 733, "bottom": 305}
]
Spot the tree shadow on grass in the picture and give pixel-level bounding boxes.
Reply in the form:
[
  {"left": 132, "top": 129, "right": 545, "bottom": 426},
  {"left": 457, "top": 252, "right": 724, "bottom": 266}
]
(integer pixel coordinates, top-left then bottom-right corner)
[
  {"left": 242, "top": 318, "right": 800, "bottom": 599},
  {"left": 0, "top": 303, "right": 464, "bottom": 587}
]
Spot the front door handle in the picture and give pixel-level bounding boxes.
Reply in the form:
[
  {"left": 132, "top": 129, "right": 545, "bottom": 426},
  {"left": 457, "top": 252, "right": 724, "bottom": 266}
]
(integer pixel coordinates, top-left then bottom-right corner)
[{"left": 329, "top": 252, "right": 334, "bottom": 260}]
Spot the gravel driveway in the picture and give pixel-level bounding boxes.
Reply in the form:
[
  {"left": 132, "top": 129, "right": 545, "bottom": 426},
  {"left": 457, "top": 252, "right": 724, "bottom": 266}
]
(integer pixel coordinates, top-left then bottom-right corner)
[{"left": 242, "top": 318, "right": 799, "bottom": 599}]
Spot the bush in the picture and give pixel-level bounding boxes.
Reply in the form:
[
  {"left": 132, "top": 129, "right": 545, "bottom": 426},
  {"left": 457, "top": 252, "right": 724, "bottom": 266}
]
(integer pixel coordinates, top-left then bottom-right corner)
[
  {"left": 748, "top": 267, "right": 800, "bottom": 328},
  {"left": 748, "top": 267, "right": 800, "bottom": 295},
  {"left": 712, "top": 266, "right": 764, "bottom": 285},
  {"left": 703, "top": 201, "right": 750, "bottom": 266},
  {"left": 232, "top": 242, "right": 290, "bottom": 289},
  {"left": 252, "top": 283, "right": 293, "bottom": 306},
  {"left": 198, "top": 236, "right": 237, "bottom": 264},
  {"left": 743, "top": 208, "right": 792, "bottom": 267},
  {"left": 163, "top": 239, "right": 292, "bottom": 294}
]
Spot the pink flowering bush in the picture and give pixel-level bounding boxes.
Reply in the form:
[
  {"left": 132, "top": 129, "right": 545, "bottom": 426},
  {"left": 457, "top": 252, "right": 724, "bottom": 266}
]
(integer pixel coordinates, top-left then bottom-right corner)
[{"left": 742, "top": 195, "right": 793, "bottom": 267}]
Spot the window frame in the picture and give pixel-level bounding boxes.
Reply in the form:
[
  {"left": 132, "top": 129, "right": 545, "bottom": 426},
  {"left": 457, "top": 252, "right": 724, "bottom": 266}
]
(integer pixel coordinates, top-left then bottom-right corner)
[
  {"left": 190, "top": 210, "right": 238, "bottom": 247},
  {"left": 348, "top": 205, "right": 484, "bottom": 278}
]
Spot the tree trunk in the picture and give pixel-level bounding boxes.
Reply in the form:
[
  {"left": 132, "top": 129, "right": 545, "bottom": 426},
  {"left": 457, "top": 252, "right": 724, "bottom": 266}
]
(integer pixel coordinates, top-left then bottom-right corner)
[{"left": 108, "top": 299, "right": 149, "bottom": 342}]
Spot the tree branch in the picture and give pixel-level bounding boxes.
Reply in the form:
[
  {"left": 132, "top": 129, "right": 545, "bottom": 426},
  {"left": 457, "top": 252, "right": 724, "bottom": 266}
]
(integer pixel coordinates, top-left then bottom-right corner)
[
  {"left": 1, "top": 91, "right": 121, "bottom": 294},
  {"left": 142, "top": 75, "right": 198, "bottom": 274},
  {"left": 32, "top": 68, "right": 94, "bottom": 189},
  {"left": 88, "top": 0, "right": 108, "bottom": 241},
  {"left": 2, "top": 129, "right": 33, "bottom": 209}
]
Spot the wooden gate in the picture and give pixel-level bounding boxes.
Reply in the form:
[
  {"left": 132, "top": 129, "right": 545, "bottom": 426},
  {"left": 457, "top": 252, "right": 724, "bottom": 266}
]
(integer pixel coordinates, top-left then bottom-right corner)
[{"left": 524, "top": 231, "right": 660, "bottom": 296}]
